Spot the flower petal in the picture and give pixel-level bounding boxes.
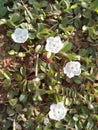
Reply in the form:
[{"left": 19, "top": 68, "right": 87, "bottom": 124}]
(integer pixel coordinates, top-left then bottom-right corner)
[{"left": 49, "top": 111, "right": 56, "bottom": 120}]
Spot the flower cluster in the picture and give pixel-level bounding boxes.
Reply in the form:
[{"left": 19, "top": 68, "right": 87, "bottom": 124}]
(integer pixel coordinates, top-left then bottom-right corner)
[
  {"left": 44, "top": 36, "right": 81, "bottom": 78},
  {"left": 11, "top": 29, "right": 82, "bottom": 121}
]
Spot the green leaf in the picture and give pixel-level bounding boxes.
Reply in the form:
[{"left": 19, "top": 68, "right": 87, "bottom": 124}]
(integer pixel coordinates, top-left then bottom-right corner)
[
  {"left": 38, "top": 89, "right": 46, "bottom": 95},
  {"left": 24, "top": 119, "right": 34, "bottom": 129},
  {"left": 19, "top": 79, "right": 27, "bottom": 92},
  {"left": 0, "top": 114, "right": 2, "bottom": 122},
  {"left": 37, "top": 28, "right": 50, "bottom": 39},
  {"left": 68, "top": 119, "right": 75, "bottom": 127},
  {"left": 55, "top": 122, "right": 64, "bottom": 128},
  {"left": 67, "top": 53, "right": 81, "bottom": 61},
  {"left": 29, "top": 33, "right": 35, "bottom": 39},
  {"left": 48, "top": 69, "right": 54, "bottom": 77},
  {"left": 71, "top": 4, "right": 78, "bottom": 9},
  {"left": 18, "top": 52, "right": 26, "bottom": 58},
  {"left": 83, "top": 11, "right": 91, "bottom": 19},
  {"left": 73, "top": 77, "right": 82, "bottom": 84},
  {"left": 20, "top": 66, "right": 26, "bottom": 76},
  {"left": 0, "top": 5, "right": 7, "bottom": 18},
  {"left": 79, "top": 49, "right": 89, "bottom": 57},
  {"left": 9, "top": 98, "right": 18, "bottom": 106},
  {"left": 81, "top": 106, "right": 89, "bottom": 115},
  {"left": 40, "top": 1, "right": 48, "bottom": 8},
  {"left": 14, "top": 44, "right": 20, "bottom": 51},
  {"left": 35, "top": 45, "right": 44, "bottom": 53},
  {"left": 36, "top": 125, "right": 43, "bottom": 130},
  {"left": 29, "top": 0, "right": 39, "bottom": 7},
  {"left": 6, "top": 20, "right": 16, "bottom": 28},
  {"left": 81, "top": 2, "right": 88, "bottom": 8},
  {"left": 73, "top": 114, "right": 79, "bottom": 122},
  {"left": 8, "top": 50, "right": 16, "bottom": 55},
  {"left": 82, "top": 72, "right": 94, "bottom": 82},
  {"left": 0, "top": 19, "right": 6, "bottom": 25},
  {"left": 19, "top": 93, "right": 28, "bottom": 103},
  {"left": 15, "top": 104, "right": 22, "bottom": 112},
  {"left": 38, "top": 23, "right": 44, "bottom": 32},
  {"left": 90, "top": 0, "right": 98, "bottom": 13},
  {"left": 0, "top": 0, "right": 5, "bottom": 4},
  {"left": 3, "top": 120, "right": 11, "bottom": 129},
  {"left": 63, "top": 0, "right": 71, "bottom": 9},
  {"left": 69, "top": 109, "right": 77, "bottom": 114},
  {"left": 15, "top": 73, "right": 23, "bottom": 81},
  {"left": 62, "top": 41, "right": 73, "bottom": 52},
  {"left": 27, "top": 81, "right": 35, "bottom": 92},
  {"left": 7, "top": 90, "right": 14, "bottom": 99},
  {"left": 20, "top": 23, "right": 34, "bottom": 30},
  {"left": 7, "top": 107, "right": 15, "bottom": 116},
  {"left": 75, "top": 122, "right": 83, "bottom": 130},
  {"left": 3, "top": 72, "right": 11, "bottom": 80},
  {"left": 65, "top": 97, "right": 72, "bottom": 106},
  {"left": 86, "top": 119, "right": 94, "bottom": 130},
  {"left": 74, "top": 19, "right": 82, "bottom": 28},
  {"left": 36, "top": 113, "right": 44, "bottom": 123},
  {"left": 38, "top": 73, "right": 46, "bottom": 80},
  {"left": 3, "top": 79, "right": 11, "bottom": 88},
  {"left": 92, "top": 114, "right": 98, "bottom": 120},
  {"left": 33, "top": 93, "right": 42, "bottom": 101},
  {"left": 10, "top": 13, "right": 23, "bottom": 23},
  {"left": 0, "top": 72, "right": 4, "bottom": 79},
  {"left": 61, "top": 17, "right": 69, "bottom": 27}
]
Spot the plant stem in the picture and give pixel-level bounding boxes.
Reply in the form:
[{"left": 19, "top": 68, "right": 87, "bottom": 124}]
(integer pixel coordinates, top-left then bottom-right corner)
[
  {"left": 35, "top": 54, "right": 39, "bottom": 77},
  {"left": 21, "top": 0, "right": 34, "bottom": 20},
  {"left": 64, "top": 124, "right": 76, "bottom": 130},
  {"left": 21, "top": 44, "right": 33, "bottom": 57}
]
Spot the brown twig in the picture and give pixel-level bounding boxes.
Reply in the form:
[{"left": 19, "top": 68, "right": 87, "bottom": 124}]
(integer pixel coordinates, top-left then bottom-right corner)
[{"left": 35, "top": 54, "right": 39, "bottom": 77}]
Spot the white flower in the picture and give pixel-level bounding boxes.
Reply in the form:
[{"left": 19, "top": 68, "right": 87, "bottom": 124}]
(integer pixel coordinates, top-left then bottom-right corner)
[
  {"left": 88, "top": 103, "right": 94, "bottom": 109},
  {"left": 33, "top": 77, "right": 40, "bottom": 82},
  {"left": 11, "top": 28, "right": 28, "bottom": 43},
  {"left": 82, "top": 25, "right": 87, "bottom": 31},
  {"left": 44, "top": 118, "right": 49, "bottom": 125},
  {"left": 64, "top": 61, "right": 81, "bottom": 78},
  {"left": 45, "top": 36, "right": 63, "bottom": 54},
  {"left": 49, "top": 102, "right": 67, "bottom": 121}
]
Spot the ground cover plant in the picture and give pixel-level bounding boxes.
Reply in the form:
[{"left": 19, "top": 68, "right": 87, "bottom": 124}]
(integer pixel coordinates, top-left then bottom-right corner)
[{"left": 0, "top": 0, "right": 98, "bottom": 130}]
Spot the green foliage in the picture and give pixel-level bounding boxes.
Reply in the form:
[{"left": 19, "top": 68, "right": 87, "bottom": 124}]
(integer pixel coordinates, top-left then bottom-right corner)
[
  {"left": 0, "top": 0, "right": 7, "bottom": 18},
  {"left": 0, "top": 0, "right": 98, "bottom": 130},
  {"left": 62, "top": 41, "right": 73, "bottom": 52}
]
